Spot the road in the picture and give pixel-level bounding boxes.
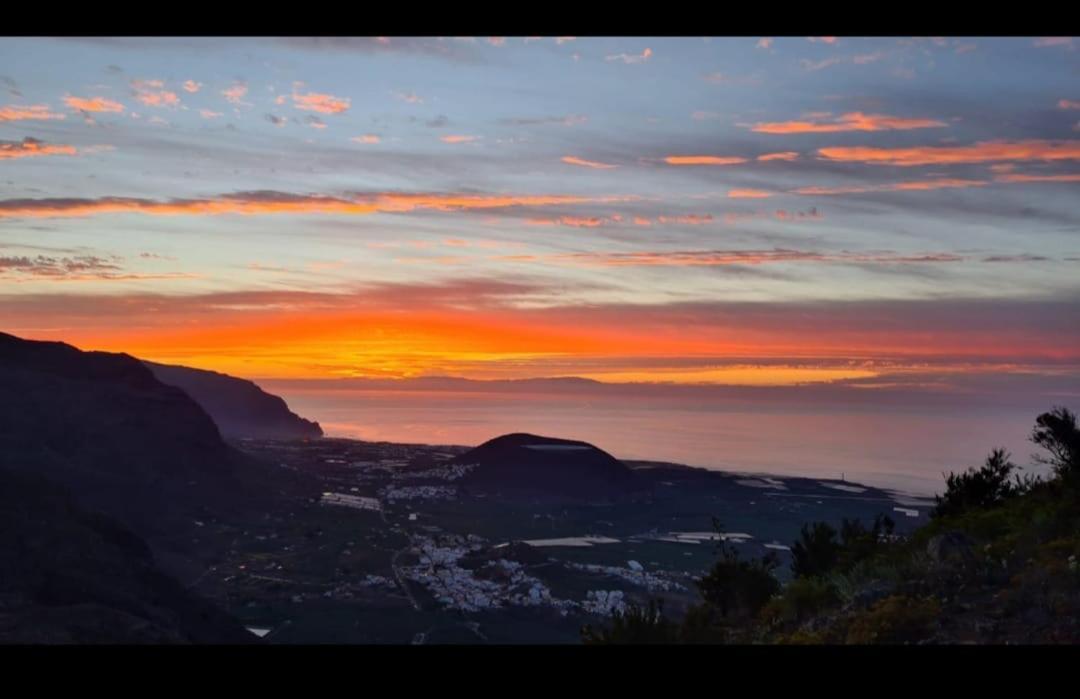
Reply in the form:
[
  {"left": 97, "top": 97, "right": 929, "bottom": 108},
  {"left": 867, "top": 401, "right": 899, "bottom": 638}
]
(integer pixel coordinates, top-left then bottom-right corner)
[{"left": 392, "top": 547, "right": 422, "bottom": 612}]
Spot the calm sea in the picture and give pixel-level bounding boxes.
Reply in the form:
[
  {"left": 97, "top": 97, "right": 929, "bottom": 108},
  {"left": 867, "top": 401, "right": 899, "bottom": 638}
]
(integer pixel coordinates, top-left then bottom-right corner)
[{"left": 260, "top": 382, "right": 1055, "bottom": 496}]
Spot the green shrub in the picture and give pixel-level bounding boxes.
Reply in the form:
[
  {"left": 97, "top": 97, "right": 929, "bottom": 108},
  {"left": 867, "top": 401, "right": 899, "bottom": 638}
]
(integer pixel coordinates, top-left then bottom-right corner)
[
  {"left": 762, "top": 577, "right": 840, "bottom": 626},
  {"left": 933, "top": 449, "right": 1030, "bottom": 519},
  {"left": 791, "top": 515, "right": 896, "bottom": 578},
  {"left": 697, "top": 522, "right": 781, "bottom": 619},
  {"left": 581, "top": 599, "right": 678, "bottom": 644},
  {"left": 791, "top": 521, "right": 840, "bottom": 578},
  {"left": 845, "top": 595, "right": 940, "bottom": 644}
]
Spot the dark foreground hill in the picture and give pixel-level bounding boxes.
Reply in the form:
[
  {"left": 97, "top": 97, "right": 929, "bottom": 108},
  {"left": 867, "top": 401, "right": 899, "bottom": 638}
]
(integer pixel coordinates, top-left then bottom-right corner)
[
  {"left": 0, "top": 331, "right": 319, "bottom": 642},
  {"left": 144, "top": 361, "right": 322, "bottom": 440},
  {"left": 454, "top": 433, "right": 641, "bottom": 498},
  {"left": 0, "top": 332, "right": 314, "bottom": 554},
  {"left": 0, "top": 468, "right": 254, "bottom": 643}
]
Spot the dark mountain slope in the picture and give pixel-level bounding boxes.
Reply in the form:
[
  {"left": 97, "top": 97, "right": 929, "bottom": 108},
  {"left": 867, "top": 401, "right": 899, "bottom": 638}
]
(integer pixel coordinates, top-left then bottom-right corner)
[
  {"left": 0, "top": 332, "right": 313, "bottom": 546},
  {"left": 454, "top": 432, "right": 641, "bottom": 498},
  {"left": 144, "top": 361, "right": 322, "bottom": 440},
  {"left": 0, "top": 467, "right": 254, "bottom": 644}
]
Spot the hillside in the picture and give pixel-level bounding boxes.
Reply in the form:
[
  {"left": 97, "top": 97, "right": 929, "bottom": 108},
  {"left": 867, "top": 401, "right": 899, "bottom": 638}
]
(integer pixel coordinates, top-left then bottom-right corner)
[
  {"left": 583, "top": 408, "right": 1080, "bottom": 645},
  {"left": 0, "top": 332, "right": 313, "bottom": 549},
  {"left": 0, "top": 467, "right": 255, "bottom": 643},
  {"left": 144, "top": 361, "right": 323, "bottom": 440},
  {"left": 454, "top": 432, "right": 641, "bottom": 498}
]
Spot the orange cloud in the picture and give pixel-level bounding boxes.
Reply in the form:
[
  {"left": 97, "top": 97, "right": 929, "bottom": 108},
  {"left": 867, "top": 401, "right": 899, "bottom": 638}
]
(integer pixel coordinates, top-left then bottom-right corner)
[
  {"left": 64, "top": 96, "right": 124, "bottom": 113},
  {"left": 728, "top": 189, "right": 774, "bottom": 198},
  {"left": 757, "top": 151, "right": 799, "bottom": 162},
  {"left": 441, "top": 135, "right": 479, "bottom": 144},
  {"left": 199, "top": 109, "right": 223, "bottom": 119},
  {"left": 292, "top": 90, "right": 351, "bottom": 114},
  {"left": 0, "top": 104, "right": 66, "bottom": 122},
  {"left": 352, "top": 134, "right": 381, "bottom": 144},
  {"left": 562, "top": 155, "right": 617, "bottom": 169},
  {"left": 183, "top": 80, "right": 202, "bottom": 93},
  {"left": 535, "top": 248, "right": 964, "bottom": 268},
  {"left": 793, "top": 178, "right": 987, "bottom": 195},
  {"left": 808, "top": 37, "right": 838, "bottom": 44},
  {"left": 527, "top": 216, "right": 607, "bottom": 228},
  {"left": 131, "top": 80, "right": 179, "bottom": 108},
  {"left": 605, "top": 48, "right": 652, "bottom": 64},
  {"left": 751, "top": 112, "right": 948, "bottom": 134},
  {"left": 0, "top": 191, "right": 622, "bottom": 220},
  {"left": 723, "top": 208, "right": 823, "bottom": 224},
  {"left": 222, "top": 83, "right": 249, "bottom": 106},
  {"left": 1059, "top": 100, "right": 1080, "bottom": 110},
  {"left": 664, "top": 155, "right": 748, "bottom": 166},
  {"left": 993, "top": 173, "right": 1080, "bottom": 183},
  {"left": 656, "top": 215, "right": 714, "bottom": 225},
  {"left": 817, "top": 140, "right": 1080, "bottom": 166},
  {"left": 0, "top": 137, "right": 77, "bottom": 160}
]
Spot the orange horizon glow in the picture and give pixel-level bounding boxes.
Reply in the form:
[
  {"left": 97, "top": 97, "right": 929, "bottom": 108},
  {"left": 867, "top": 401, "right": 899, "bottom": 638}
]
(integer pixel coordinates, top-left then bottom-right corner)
[{"left": 11, "top": 297, "right": 1076, "bottom": 385}]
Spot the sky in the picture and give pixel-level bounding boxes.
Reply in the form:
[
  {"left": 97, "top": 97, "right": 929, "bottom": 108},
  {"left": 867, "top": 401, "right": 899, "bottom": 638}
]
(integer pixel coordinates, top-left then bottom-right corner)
[{"left": 1, "top": 36, "right": 1079, "bottom": 394}]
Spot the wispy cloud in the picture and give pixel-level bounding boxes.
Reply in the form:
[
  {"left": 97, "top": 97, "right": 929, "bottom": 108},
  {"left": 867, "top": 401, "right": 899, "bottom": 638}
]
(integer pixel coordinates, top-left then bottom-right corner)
[
  {"left": 440, "top": 134, "right": 479, "bottom": 144},
  {"left": 757, "top": 151, "right": 800, "bottom": 162},
  {"left": 562, "top": 155, "right": 617, "bottom": 169},
  {"left": 518, "top": 248, "right": 969, "bottom": 268},
  {"left": 292, "top": 89, "right": 350, "bottom": 114},
  {"left": 993, "top": 173, "right": 1080, "bottom": 183},
  {"left": 1033, "top": 37, "right": 1075, "bottom": 48},
  {"left": 750, "top": 112, "right": 948, "bottom": 134},
  {"left": 131, "top": 79, "right": 179, "bottom": 107},
  {"left": 351, "top": 134, "right": 381, "bottom": 144},
  {"left": 0, "top": 137, "right": 78, "bottom": 160},
  {"left": 801, "top": 52, "right": 884, "bottom": 71},
  {"left": 664, "top": 155, "right": 748, "bottom": 166},
  {"left": 0, "top": 190, "right": 622, "bottom": 220},
  {"left": 0, "top": 104, "right": 66, "bottom": 122},
  {"left": 728, "top": 189, "right": 774, "bottom": 199},
  {"left": 501, "top": 114, "right": 587, "bottom": 127},
  {"left": 817, "top": 140, "right": 1080, "bottom": 166},
  {"left": 394, "top": 90, "right": 423, "bottom": 104},
  {"left": 182, "top": 80, "right": 201, "bottom": 93},
  {"left": 64, "top": 95, "right": 124, "bottom": 113},
  {"left": 222, "top": 81, "right": 250, "bottom": 106},
  {"left": 793, "top": 178, "right": 988, "bottom": 195},
  {"left": 605, "top": 48, "right": 652, "bottom": 64}
]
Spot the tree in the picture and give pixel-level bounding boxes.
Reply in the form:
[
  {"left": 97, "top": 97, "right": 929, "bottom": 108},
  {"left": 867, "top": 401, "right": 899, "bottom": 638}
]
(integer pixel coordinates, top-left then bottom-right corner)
[
  {"left": 1032, "top": 407, "right": 1080, "bottom": 482},
  {"left": 838, "top": 514, "right": 895, "bottom": 568},
  {"left": 697, "top": 519, "right": 780, "bottom": 618},
  {"left": 932, "top": 448, "right": 1027, "bottom": 519},
  {"left": 790, "top": 521, "right": 840, "bottom": 579}
]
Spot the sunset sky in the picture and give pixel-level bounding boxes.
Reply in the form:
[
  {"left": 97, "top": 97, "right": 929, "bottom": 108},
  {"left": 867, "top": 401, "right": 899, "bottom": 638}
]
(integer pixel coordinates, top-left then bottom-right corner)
[{"left": 2, "top": 36, "right": 1079, "bottom": 389}]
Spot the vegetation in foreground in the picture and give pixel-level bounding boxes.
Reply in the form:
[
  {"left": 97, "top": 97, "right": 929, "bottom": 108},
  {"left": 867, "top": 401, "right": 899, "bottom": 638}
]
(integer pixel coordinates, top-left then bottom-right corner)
[{"left": 582, "top": 407, "right": 1080, "bottom": 644}]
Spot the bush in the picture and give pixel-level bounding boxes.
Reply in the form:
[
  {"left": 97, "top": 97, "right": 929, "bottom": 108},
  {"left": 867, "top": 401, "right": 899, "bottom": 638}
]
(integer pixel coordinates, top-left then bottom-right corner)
[
  {"left": 697, "top": 523, "right": 781, "bottom": 619},
  {"left": 932, "top": 449, "right": 1028, "bottom": 519},
  {"left": 791, "top": 515, "right": 896, "bottom": 578},
  {"left": 761, "top": 577, "right": 841, "bottom": 627},
  {"left": 581, "top": 599, "right": 678, "bottom": 644},
  {"left": 791, "top": 521, "right": 840, "bottom": 579},
  {"left": 845, "top": 595, "right": 940, "bottom": 644}
]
